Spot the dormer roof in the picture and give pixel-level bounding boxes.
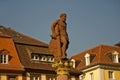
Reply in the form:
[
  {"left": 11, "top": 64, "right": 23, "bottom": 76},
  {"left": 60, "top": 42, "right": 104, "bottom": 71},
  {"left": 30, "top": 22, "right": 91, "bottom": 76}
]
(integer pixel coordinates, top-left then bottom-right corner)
[{"left": 71, "top": 44, "right": 120, "bottom": 70}]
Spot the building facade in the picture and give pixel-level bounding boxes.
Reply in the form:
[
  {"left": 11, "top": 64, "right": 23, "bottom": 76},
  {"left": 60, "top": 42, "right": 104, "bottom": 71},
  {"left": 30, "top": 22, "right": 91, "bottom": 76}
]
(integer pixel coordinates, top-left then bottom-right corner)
[
  {"left": 0, "top": 25, "right": 120, "bottom": 80},
  {"left": 0, "top": 33, "right": 24, "bottom": 80},
  {"left": 71, "top": 44, "right": 120, "bottom": 80},
  {"left": 0, "top": 25, "right": 79, "bottom": 80}
]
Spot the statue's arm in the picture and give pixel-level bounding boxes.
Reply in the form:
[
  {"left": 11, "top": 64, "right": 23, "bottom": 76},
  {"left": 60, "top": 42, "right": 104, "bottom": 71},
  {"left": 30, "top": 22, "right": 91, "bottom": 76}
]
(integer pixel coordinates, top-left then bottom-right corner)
[{"left": 51, "top": 19, "right": 59, "bottom": 38}]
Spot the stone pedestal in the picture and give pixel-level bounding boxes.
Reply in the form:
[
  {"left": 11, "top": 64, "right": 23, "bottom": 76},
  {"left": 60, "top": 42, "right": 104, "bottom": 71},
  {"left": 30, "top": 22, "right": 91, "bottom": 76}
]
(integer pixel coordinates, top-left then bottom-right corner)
[
  {"left": 52, "top": 58, "right": 73, "bottom": 80},
  {"left": 57, "top": 75, "right": 68, "bottom": 80}
]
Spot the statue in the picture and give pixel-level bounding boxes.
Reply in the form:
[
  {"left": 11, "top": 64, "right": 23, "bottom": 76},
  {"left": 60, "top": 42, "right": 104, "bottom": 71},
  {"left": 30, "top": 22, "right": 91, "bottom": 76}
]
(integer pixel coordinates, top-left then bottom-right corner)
[{"left": 49, "top": 13, "right": 69, "bottom": 61}]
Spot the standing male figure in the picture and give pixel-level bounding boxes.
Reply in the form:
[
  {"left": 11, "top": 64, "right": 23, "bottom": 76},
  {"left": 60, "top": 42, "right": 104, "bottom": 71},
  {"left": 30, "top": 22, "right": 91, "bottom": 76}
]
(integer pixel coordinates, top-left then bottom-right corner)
[{"left": 49, "top": 13, "right": 69, "bottom": 60}]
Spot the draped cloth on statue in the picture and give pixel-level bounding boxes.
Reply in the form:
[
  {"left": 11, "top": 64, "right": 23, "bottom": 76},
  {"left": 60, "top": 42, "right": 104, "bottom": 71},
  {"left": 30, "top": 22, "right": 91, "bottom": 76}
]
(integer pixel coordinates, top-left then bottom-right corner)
[{"left": 49, "top": 35, "right": 62, "bottom": 61}]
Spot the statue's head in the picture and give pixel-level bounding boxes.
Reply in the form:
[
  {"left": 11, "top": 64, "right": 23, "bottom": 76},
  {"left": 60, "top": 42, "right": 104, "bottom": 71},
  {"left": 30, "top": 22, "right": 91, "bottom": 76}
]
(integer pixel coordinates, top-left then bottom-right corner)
[{"left": 60, "top": 13, "right": 67, "bottom": 22}]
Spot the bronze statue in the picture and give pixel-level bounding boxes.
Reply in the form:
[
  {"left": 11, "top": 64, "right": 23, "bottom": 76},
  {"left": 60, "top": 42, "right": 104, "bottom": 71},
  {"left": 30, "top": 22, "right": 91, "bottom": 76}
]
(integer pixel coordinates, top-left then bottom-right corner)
[{"left": 49, "top": 13, "right": 69, "bottom": 61}]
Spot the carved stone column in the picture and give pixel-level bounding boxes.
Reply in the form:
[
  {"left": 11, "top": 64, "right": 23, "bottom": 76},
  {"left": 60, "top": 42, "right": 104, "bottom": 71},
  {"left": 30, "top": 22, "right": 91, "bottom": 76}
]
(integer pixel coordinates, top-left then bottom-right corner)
[{"left": 52, "top": 58, "right": 73, "bottom": 80}]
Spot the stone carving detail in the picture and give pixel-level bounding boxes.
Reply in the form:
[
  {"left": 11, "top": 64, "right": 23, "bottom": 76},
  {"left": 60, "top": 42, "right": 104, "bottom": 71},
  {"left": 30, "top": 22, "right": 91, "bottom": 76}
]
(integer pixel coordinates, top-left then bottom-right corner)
[{"left": 49, "top": 13, "right": 69, "bottom": 61}]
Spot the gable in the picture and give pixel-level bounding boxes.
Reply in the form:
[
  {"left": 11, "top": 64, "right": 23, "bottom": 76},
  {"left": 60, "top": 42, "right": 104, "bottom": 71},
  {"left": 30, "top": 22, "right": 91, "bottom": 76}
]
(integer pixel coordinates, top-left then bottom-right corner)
[{"left": 0, "top": 33, "right": 24, "bottom": 71}]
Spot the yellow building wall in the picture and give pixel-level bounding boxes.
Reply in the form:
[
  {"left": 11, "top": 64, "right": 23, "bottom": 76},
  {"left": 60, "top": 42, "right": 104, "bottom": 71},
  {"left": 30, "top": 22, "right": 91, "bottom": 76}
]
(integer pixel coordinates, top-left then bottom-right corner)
[
  {"left": 80, "top": 68, "right": 98, "bottom": 80},
  {"left": 18, "top": 74, "right": 23, "bottom": 80},
  {"left": 104, "top": 69, "right": 120, "bottom": 80},
  {"left": 80, "top": 66, "right": 120, "bottom": 80},
  {"left": 0, "top": 74, "right": 23, "bottom": 80},
  {"left": 114, "top": 70, "right": 120, "bottom": 80},
  {"left": 104, "top": 69, "right": 108, "bottom": 80},
  {"left": 41, "top": 74, "right": 46, "bottom": 80},
  {"left": 70, "top": 76, "right": 76, "bottom": 80},
  {"left": 1, "top": 74, "right": 7, "bottom": 80}
]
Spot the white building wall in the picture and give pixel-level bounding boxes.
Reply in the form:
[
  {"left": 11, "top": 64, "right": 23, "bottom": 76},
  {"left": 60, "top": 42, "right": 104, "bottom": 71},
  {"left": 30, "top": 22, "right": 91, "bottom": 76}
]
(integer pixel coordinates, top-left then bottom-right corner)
[
  {"left": 80, "top": 66, "right": 104, "bottom": 80},
  {"left": 97, "top": 68, "right": 104, "bottom": 80}
]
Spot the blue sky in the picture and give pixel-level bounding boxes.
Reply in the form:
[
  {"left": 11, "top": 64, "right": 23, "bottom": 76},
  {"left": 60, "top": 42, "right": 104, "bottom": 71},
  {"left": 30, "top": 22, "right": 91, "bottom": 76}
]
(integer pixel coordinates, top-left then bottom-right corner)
[{"left": 0, "top": 0, "right": 120, "bottom": 57}]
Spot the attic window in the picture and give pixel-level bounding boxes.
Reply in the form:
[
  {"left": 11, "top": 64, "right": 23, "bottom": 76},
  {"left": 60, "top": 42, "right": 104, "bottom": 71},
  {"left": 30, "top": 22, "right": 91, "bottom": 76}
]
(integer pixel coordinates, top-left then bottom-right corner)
[
  {"left": 112, "top": 51, "right": 119, "bottom": 63},
  {"left": 41, "top": 56, "right": 47, "bottom": 61},
  {"left": 31, "top": 53, "right": 54, "bottom": 63},
  {"left": 71, "top": 59, "right": 76, "bottom": 68},
  {"left": 0, "top": 49, "right": 9, "bottom": 64},
  {"left": 48, "top": 56, "right": 54, "bottom": 62},
  {"left": 0, "top": 54, "right": 8, "bottom": 64},
  {"left": 31, "top": 54, "right": 40, "bottom": 61},
  {"left": 85, "top": 53, "right": 90, "bottom": 65}
]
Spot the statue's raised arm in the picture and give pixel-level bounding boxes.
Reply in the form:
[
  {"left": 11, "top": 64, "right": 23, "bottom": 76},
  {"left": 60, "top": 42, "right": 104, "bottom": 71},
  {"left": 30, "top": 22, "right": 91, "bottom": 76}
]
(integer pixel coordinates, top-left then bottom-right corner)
[{"left": 49, "top": 13, "right": 69, "bottom": 61}]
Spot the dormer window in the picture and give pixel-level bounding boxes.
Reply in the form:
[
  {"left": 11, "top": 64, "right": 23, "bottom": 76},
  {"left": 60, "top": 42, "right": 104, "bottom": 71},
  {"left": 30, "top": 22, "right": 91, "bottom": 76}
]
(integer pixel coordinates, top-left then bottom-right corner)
[
  {"left": 32, "top": 54, "right": 40, "bottom": 61},
  {"left": 85, "top": 53, "right": 90, "bottom": 65},
  {"left": 41, "top": 56, "right": 47, "bottom": 61},
  {"left": 0, "top": 49, "right": 9, "bottom": 64},
  {"left": 0, "top": 54, "right": 8, "bottom": 64},
  {"left": 112, "top": 51, "right": 119, "bottom": 63},
  {"left": 31, "top": 53, "right": 54, "bottom": 63},
  {"left": 48, "top": 56, "right": 54, "bottom": 62},
  {"left": 71, "top": 59, "right": 76, "bottom": 68}
]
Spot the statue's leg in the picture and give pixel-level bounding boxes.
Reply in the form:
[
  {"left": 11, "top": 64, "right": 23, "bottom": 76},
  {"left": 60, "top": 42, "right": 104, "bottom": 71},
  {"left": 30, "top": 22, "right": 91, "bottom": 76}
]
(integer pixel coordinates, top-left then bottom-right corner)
[{"left": 61, "top": 36, "right": 67, "bottom": 58}]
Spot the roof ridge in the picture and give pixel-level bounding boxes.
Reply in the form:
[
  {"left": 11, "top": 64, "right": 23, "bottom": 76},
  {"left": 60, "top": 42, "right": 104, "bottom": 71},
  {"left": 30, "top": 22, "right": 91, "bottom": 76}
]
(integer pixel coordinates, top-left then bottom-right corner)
[
  {"left": 71, "top": 44, "right": 102, "bottom": 58},
  {"left": 0, "top": 32, "right": 11, "bottom": 38},
  {"left": 0, "top": 25, "right": 48, "bottom": 46},
  {"left": 99, "top": 44, "right": 120, "bottom": 49},
  {"left": 8, "top": 27, "right": 48, "bottom": 45},
  {"left": 98, "top": 44, "right": 103, "bottom": 62}
]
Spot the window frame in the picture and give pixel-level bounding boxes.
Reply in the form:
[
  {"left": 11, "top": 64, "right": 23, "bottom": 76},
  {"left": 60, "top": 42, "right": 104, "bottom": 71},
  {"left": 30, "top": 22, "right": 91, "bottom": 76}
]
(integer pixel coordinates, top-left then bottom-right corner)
[{"left": 0, "top": 54, "right": 8, "bottom": 64}]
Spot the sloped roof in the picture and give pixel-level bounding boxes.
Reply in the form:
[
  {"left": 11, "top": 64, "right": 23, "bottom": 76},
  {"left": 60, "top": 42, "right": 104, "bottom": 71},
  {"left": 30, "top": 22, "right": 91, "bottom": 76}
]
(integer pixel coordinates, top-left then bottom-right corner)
[
  {"left": 0, "top": 25, "right": 81, "bottom": 74},
  {"left": 15, "top": 43, "right": 54, "bottom": 70},
  {"left": 71, "top": 44, "right": 120, "bottom": 70},
  {"left": 0, "top": 25, "right": 54, "bottom": 70},
  {"left": 0, "top": 32, "right": 24, "bottom": 71},
  {"left": 0, "top": 25, "right": 48, "bottom": 47},
  {"left": 0, "top": 32, "right": 11, "bottom": 38}
]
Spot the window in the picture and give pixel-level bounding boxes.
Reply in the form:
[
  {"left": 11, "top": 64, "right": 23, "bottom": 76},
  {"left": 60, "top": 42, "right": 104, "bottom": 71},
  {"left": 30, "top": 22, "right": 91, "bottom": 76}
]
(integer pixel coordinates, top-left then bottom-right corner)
[
  {"left": 31, "top": 53, "right": 55, "bottom": 63},
  {"left": 8, "top": 76, "right": 16, "bottom": 80},
  {"left": 112, "top": 51, "right": 119, "bottom": 63},
  {"left": 80, "top": 75, "right": 83, "bottom": 80},
  {"left": 0, "top": 54, "right": 8, "bottom": 64},
  {"left": 108, "top": 71, "right": 114, "bottom": 80},
  {"left": 71, "top": 59, "right": 75, "bottom": 68},
  {"left": 46, "top": 74, "right": 56, "bottom": 80},
  {"left": 90, "top": 73, "right": 94, "bottom": 80},
  {"left": 48, "top": 56, "right": 54, "bottom": 62},
  {"left": 0, "top": 49, "right": 9, "bottom": 64},
  {"left": 31, "top": 54, "right": 40, "bottom": 61},
  {"left": 32, "top": 77, "right": 40, "bottom": 80},
  {"left": 41, "top": 56, "right": 47, "bottom": 61},
  {"left": 85, "top": 53, "right": 90, "bottom": 65}
]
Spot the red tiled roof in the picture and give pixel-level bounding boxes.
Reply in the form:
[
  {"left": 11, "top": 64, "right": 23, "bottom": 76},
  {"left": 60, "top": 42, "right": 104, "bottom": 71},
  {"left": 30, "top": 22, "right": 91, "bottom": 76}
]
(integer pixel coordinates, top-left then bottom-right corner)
[
  {"left": 0, "top": 49, "right": 10, "bottom": 55},
  {"left": 71, "top": 44, "right": 120, "bottom": 70},
  {"left": 0, "top": 25, "right": 52, "bottom": 70},
  {"left": 0, "top": 25, "right": 48, "bottom": 47},
  {"left": 0, "top": 32, "right": 24, "bottom": 71},
  {"left": 0, "top": 32, "right": 11, "bottom": 38}
]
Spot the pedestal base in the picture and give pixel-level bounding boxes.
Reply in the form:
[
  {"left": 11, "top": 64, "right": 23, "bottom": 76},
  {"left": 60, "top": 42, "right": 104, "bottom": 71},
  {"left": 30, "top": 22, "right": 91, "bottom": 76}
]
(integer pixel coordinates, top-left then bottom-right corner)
[
  {"left": 57, "top": 75, "right": 68, "bottom": 80},
  {"left": 52, "top": 58, "right": 73, "bottom": 80}
]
